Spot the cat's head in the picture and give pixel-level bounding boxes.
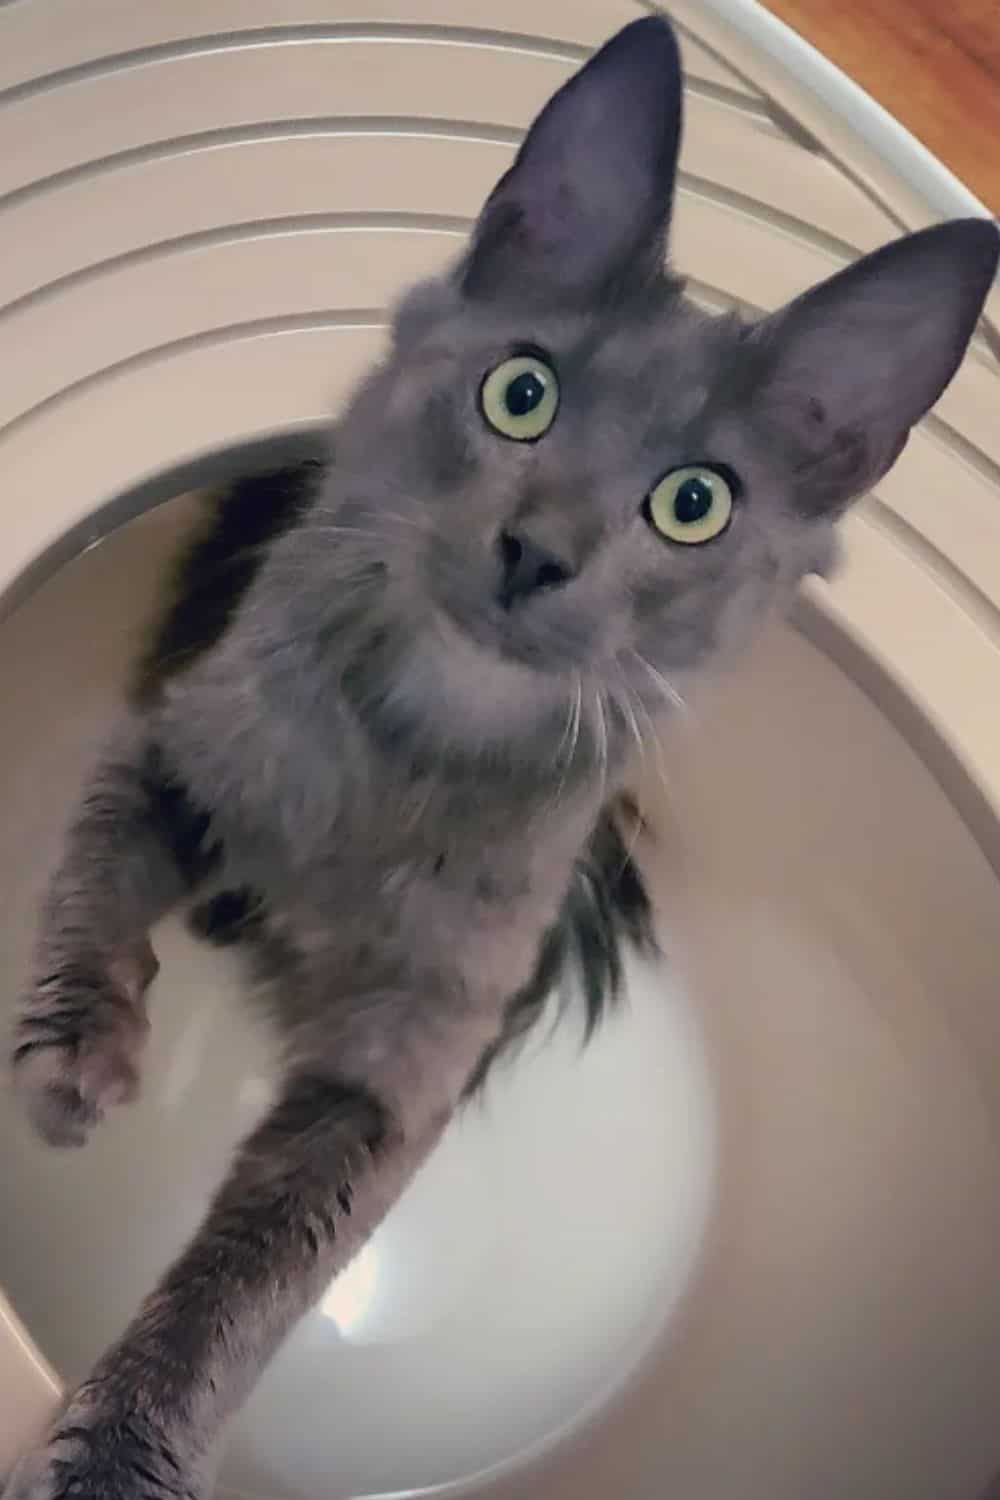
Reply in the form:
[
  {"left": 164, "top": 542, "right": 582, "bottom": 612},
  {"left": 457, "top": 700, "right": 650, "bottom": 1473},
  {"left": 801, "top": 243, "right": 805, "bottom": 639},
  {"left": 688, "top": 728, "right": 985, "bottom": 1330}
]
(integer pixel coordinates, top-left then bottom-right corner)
[{"left": 306, "top": 16, "right": 998, "bottom": 779}]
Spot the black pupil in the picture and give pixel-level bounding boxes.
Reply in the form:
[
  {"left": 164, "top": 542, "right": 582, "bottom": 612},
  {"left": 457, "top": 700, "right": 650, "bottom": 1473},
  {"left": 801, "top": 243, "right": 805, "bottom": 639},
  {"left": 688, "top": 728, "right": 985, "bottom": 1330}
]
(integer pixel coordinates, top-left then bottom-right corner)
[
  {"left": 674, "top": 475, "right": 714, "bottom": 524},
  {"left": 505, "top": 369, "right": 545, "bottom": 417}
]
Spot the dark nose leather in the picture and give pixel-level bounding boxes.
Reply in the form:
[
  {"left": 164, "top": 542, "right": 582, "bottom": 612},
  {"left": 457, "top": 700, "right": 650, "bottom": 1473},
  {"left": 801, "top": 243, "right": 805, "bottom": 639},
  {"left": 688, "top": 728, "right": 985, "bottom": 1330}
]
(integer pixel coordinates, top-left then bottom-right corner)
[{"left": 496, "top": 530, "right": 575, "bottom": 609}]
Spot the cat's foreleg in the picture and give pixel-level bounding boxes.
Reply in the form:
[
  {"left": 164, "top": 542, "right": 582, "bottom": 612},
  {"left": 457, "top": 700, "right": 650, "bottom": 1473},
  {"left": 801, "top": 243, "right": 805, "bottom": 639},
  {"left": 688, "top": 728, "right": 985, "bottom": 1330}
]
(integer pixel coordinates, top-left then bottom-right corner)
[
  {"left": 10, "top": 724, "right": 210, "bottom": 1147},
  {"left": 2, "top": 1070, "right": 445, "bottom": 1500}
]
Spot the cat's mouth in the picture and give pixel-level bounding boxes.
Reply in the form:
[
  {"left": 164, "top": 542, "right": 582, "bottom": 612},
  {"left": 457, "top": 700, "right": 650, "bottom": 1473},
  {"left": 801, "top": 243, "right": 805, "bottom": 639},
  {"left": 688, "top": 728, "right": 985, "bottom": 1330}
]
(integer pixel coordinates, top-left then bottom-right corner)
[{"left": 436, "top": 593, "right": 593, "bottom": 674}]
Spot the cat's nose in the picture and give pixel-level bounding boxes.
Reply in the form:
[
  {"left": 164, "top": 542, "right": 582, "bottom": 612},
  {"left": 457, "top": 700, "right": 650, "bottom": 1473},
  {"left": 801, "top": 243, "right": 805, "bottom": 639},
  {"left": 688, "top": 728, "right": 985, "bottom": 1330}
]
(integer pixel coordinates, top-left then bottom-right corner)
[{"left": 496, "top": 530, "right": 575, "bottom": 609}]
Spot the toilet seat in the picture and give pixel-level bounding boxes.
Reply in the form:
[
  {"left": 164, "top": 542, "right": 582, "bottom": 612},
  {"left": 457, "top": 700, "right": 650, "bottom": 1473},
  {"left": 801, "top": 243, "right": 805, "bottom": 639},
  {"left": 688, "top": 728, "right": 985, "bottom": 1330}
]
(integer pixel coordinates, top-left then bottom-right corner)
[{"left": 2, "top": 2, "right": 999, "bottom": 1494}]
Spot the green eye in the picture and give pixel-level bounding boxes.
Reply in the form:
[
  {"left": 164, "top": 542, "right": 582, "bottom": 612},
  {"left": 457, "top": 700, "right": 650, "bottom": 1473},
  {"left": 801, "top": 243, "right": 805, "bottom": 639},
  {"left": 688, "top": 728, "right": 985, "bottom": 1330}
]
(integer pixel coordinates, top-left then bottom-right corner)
[
  {"left": 646, "top": 465, "right": 735, "bottom": 545},
  {"left": 480, "top": 351, "right": 559, "bottom": 441}
]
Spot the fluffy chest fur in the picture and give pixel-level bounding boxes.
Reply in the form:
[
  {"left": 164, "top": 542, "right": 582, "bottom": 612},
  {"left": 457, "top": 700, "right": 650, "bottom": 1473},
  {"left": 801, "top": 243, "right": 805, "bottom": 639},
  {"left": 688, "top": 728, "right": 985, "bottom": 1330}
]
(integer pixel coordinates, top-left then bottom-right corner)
[{"left": 154, "top": 625, "right": 604, "bottom": 1122}]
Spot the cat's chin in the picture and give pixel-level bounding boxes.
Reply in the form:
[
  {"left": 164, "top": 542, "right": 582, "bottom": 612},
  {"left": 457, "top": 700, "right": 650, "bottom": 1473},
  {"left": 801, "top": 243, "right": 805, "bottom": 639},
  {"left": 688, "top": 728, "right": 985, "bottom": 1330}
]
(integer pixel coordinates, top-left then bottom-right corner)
[
  {"left": 435, "top": 597, "right": 593, "bottom": 677},
  {"left": 344, "top": 614, "right": 580, "bottom": 777},
  {"left": 413, "top": 630, "right": 561, "bottom": 757}
]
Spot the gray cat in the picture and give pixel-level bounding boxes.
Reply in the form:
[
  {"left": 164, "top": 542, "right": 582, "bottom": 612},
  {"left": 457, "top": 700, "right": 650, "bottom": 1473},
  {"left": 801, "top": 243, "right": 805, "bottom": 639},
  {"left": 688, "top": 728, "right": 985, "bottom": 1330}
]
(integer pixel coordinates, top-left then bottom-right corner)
[{"left": 4, "top": 15, "right": 997, "bottom": 1500}]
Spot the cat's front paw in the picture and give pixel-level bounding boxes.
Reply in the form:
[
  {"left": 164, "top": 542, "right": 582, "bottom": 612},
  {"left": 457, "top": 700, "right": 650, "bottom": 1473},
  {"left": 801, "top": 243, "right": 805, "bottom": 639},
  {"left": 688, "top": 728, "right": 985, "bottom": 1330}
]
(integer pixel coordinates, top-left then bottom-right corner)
[
  {"left": 10, "top": 941, "right": 158, "bottom": 1148},
  {"left": 3, "top": 1401, "right": 196, "bottom": 1500}
]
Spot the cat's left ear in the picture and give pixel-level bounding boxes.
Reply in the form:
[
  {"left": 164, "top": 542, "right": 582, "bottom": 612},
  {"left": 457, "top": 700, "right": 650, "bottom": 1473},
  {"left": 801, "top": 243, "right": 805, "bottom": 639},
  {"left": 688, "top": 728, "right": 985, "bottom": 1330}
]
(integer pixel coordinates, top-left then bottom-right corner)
[
  {"left": 461, "top": 17, "right": 683, "bottom": 304},
  {"left": 751, "top": 218, "right": 999, "bottom": 513}
]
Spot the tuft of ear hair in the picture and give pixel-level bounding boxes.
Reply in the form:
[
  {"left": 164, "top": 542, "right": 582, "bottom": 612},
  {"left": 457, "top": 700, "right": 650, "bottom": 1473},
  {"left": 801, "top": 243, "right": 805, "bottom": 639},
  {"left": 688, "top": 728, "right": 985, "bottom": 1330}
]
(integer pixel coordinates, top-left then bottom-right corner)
[
  {"left": 753, "top": 217, "right": 999, "bottom": 512},
  {"left": 462, "top": 16, "right": 684, "bottom": 305}
]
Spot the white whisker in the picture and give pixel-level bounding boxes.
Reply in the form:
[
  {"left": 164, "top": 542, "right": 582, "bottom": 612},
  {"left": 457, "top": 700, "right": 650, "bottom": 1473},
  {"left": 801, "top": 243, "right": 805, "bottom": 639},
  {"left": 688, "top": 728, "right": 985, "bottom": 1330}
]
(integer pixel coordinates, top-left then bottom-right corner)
[
  {"left": 630, "top": 649, "right": 691, "bottom": 721},
  {"left": 568, "top": 676, "right": 583, "bottom": 769},
  {"left": 592, "top": 688, "right": 610, "bottom": 802},
  {"left": 555, "top": 672, "right": 579, "bottom": 765},
  {"left": 617, "top": 682, "right": 645, "bottom": 768},
  {"left": 604, "top": 668, "right": 652, "bottom": 868},
  {"left": 307, "top": 525, "right": 390, "bottom": 543},
  {"left": 548, "top": 673, "right": 583, "bottom": 813},
  {"left": 312, "top": 503, "right": 425, "bottom": 534},
  {"left": 633, "top": 690, "right": 670, "bottom": 794},
  {"left": 377, "top": 511, "right": 428, "bottom": 532}
]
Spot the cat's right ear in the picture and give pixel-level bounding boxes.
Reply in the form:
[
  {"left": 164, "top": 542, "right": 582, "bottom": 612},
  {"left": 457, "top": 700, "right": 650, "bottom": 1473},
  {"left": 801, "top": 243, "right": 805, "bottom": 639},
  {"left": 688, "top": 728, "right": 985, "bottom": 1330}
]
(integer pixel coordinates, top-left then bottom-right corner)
[
  {"left": 751, "top": 218, "right": 999, "bottom": 513},
  {"left": 460, "top": 17, "right": 683, "bottom": 305}
]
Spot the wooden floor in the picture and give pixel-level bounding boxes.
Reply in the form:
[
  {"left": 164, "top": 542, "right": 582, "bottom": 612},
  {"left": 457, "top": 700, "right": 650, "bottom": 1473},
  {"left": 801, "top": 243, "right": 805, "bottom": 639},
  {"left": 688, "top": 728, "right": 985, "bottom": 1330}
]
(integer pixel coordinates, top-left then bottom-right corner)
[{"left": 764, "top": 0, "right": 1000, "bottom": 211}]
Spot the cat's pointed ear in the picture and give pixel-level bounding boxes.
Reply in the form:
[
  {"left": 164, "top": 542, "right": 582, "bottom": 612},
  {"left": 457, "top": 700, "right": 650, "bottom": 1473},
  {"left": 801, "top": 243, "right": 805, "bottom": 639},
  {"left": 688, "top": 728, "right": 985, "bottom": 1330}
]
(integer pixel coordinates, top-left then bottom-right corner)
[
  {"left": 752, "top": 218, "right": 999, "bottom": 512},
  {"left": 461, "top": 17, "right": 683, "bottom": 303}
]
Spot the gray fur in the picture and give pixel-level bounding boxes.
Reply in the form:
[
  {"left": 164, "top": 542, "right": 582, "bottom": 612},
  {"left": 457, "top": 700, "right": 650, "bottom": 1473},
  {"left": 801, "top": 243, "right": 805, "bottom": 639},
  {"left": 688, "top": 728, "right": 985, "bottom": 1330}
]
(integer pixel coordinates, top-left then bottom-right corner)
[{"left": 4, "top": 14, "right": 997, "bottom": 1498}]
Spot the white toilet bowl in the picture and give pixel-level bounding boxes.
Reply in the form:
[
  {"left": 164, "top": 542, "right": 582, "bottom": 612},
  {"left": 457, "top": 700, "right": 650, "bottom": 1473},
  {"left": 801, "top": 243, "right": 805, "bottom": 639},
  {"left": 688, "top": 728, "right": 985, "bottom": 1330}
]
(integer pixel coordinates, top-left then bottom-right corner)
[{"left": 2, "top": 4, "right": 1000, "bottom": 1497}]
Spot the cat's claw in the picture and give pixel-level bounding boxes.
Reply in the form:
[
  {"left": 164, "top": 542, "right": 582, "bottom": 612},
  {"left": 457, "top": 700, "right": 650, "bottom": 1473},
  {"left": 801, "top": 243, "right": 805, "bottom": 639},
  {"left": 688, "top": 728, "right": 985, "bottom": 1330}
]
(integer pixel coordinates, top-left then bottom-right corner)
[{"left": 10, "top": 941, "right": 157, "bottom": 1148}]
